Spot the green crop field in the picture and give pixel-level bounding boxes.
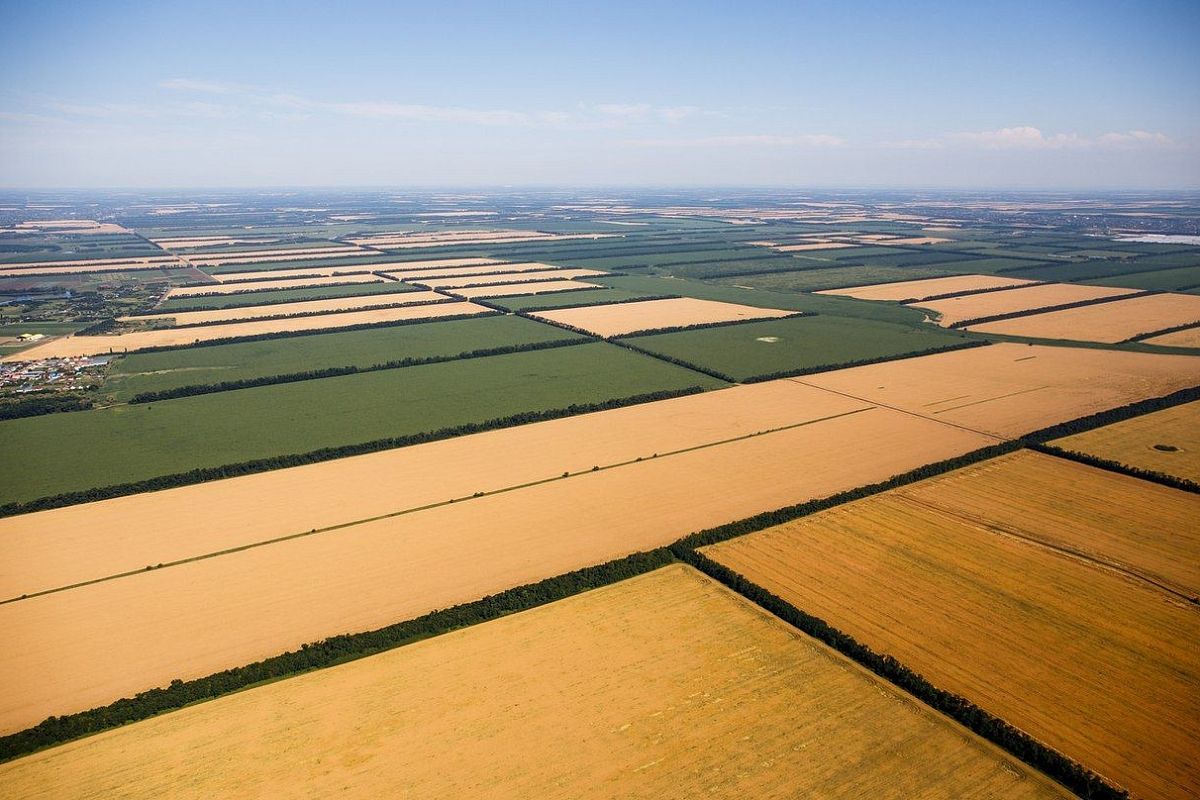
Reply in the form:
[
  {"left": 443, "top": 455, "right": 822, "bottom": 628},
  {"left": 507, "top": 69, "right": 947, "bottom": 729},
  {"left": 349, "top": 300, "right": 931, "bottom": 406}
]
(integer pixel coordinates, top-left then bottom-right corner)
[
  {"left": 620, "top": 314, "right": 969, "bottom": 381},
  {"left": 155, "top": 280, "right": 418, "bottom": 311},
  {"left": 1084, "top": 266, "right": 1200, "bottom": 292},
  {"left": 102, "top": 314, "right": 587, "bottom": 399},
  {"left": 0, "top": 341, "right": 723, "bottom": 505},
  {"left": 711, "top": 264, "right": 958, "bottom": 292}
]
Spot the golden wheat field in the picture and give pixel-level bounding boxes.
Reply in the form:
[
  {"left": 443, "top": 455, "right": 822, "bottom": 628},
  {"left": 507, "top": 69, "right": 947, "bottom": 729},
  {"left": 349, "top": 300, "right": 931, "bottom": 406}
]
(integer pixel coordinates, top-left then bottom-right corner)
[
  {"left": 1052, "top": 400, "right": 1200, "bottom": 483},
  {"left": 165, "top": 274, "right": 384, "bottom": 296},
  {"left": 125, "top": 290, "right": 447, "bottom": 326},
  {"left": 454, "top": 279, "right": 603, "bottom": 297},
  {"left": 0, "top": 566, "right": 1071, "bottom": 800},
  {"left": 1141, "top": 326, "right": 1200, "bottom": 348},
  {"left": 816, "top": 274, "right": 1035, "bottom": 302},
  {"left": 796, "top": 342, "right": 1200, "bottom": 437},
  {"left": 967, "top": 292, "right": 1200, "bottom": 342},
  {"left": 416, "top": 267, "right": 607, "bottom": 288},
  {"left": 911, "top": 283, "right": 1137, "bottom": 326},
  {"left": 0, "top": 405, "right": 991, "bottom": 732},
  {"left": 704, "top": 450, "right": 1200, "bottom": 800},
  {"left": 531, "top": 297, "right": 794, "bottom": 337}
]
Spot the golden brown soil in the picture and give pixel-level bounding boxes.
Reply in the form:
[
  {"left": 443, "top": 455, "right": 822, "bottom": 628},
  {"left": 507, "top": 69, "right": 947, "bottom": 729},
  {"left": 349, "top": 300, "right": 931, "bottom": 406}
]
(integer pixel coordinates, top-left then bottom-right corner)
[
  {"left": 166, "top": 274, "right": 383, "bottom": 296},
  {"left": 1, "top": 302, "right": 488, "bottom": 361},
  {"left": 912, "top": 283, "right": 1139, "bottom": 326},
  {"left": 125, "top": 291, "right": 448, "bottom": 325},
  {"left": 532, "top": 298, "right": 793, "bottom": 337},
  {"left": 1053, "top": 401, "right": 1200, "bottom": 483},
  {"left": 1142, "top": 326, "right": 1200, "bottom": 348},
  {"left": 817, "top": 274, "right": 1037, "bottom": 302},
  {"left": 968, "top": 293, "right": 1200, "bottom": 342},
  {"left": 416, "top": 268, "right": 607, "bottom": 288},
  {"left": 704, "top": 450, "right": 1200, "bottom": 800},
  {"left": 0, "top": 405, "right": 991, "bottom": 732},
  {"left": 0, "top": 566, "right": 1069, "bottom": 800},
  {"left": 797, "top": 342, "right": 1200, "bottom": 438},
  {"left": 454, "top": 279, "right": 603, "bottom": 297}
]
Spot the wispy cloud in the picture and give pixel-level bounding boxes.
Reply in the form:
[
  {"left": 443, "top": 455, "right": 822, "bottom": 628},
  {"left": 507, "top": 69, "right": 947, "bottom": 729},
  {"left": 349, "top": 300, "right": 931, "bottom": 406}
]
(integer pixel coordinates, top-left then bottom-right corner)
[
  {"left": 888, "top": 126, "right": 1173, "bottom": 150},
  {"left": 622, "top": 134, "right": 845, "bottom": 148},
  {"left": 158, "top": 78, "right": 245, "bottom": 95}
]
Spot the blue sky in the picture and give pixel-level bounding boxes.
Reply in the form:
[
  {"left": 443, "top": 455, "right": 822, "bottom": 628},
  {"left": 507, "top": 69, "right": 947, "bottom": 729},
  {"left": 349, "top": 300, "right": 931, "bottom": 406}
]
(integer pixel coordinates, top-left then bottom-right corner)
[{"left": 1, "top": 0, "right": 1197, "bottom": 188}]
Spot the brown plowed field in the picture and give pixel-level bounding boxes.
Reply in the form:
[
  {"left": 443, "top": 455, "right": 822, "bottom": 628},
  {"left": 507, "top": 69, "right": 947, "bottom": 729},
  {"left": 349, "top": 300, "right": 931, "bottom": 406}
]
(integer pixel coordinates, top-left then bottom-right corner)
[{"left": 704, "top": 451, "right": 1200, "bottom": 800}]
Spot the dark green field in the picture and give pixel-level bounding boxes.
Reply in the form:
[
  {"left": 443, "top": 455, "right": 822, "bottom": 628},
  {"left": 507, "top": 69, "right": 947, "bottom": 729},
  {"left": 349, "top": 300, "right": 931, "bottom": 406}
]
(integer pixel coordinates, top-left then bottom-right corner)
[
  {"left": 156, "top": 280, "right": 418, "bottom": 311},
  {"left": 0, "top": 341, "right": 723, "bottom": 504},
  {"left": 102, "top": 314, "right": 587, "bottom": 400},
  {"left": 1084, "top": 266, "right": 1200, "bottom": 292},
  {"left": 619, "top": 314, "right": 969, "bottom": 381}
]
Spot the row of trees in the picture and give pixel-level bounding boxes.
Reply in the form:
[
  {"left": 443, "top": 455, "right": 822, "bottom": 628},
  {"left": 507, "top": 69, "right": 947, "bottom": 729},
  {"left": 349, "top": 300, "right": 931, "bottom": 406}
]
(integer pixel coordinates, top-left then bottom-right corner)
[
  {"left": 128, "top": 337, "right": 587, "bottom": 403},
  {"left": 0, "top": 386, "right": 707, "bottom": 519},
  {"left": 0, "top": 392, "right": 95, "bottom": 420},
  {"left": 949, "top": 290, "right": 1157, "bottom": 329},
  {"left": 741, "top": 339, "right": 986, "bottom": 384},
  {"left": 0, "top": 549, "right": 674, "bottom": 763}
]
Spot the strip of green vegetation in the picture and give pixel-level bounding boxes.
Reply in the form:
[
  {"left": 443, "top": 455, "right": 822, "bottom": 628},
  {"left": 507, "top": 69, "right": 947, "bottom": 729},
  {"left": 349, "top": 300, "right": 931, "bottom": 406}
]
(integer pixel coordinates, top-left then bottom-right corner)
[
  {"left": 1083, "top": 265, "right": 1200, "bottom": 292},
  {"left": 102, "top": 315, "right": 586, "bottom": 400},
  {"left": 619, "top": 315, "right": 972, "bottom": 382},
  {"left": 0, "top": 342, "right": 724, "bottom": 504},
  {"left": 710, "top": 265, "right": 958, "bottom": 292},
  {"left": 491, "top": 287, "right": 662, "bottom": 311},
  {"left": 1010, "top": 251, "right": 1200, "bottom": 281},
  {"left": 155, "top": 280, "right": 416, "bottom": 311}
]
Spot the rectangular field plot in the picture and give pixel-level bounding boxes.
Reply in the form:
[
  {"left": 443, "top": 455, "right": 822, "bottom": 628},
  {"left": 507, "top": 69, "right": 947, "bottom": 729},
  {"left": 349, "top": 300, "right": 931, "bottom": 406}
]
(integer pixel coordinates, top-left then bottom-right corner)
[
  {"left": 101, "top": 314, "right": 584, "bottom": 400},
  {"left": 1143, "top": 326, "right": 1200, "bottom": 348},
  {"left": 798, "top": 342, "right": 1200, "bottom": 438},
  {"left": 1052, "top": 400, "right": 1200, "bottom": 483},
  {"left": 532, "top": 297, "right": 794, "bottom": 337},
  {"left": 817, "top": 274, "right": 1037, "bottom": 302},
  {"left": 156, "top": 280, "right": 415, "bottom": 310},
  {"left": 0, "top": 257, "right": 183, "bottom": 276},
  {"left": 967, "top": 292, "right": 1200, "bottom": 343},
  {"left": 703, "top": 450, "right": 1200, "bottom": 800},
  {"left": 0, "top": 342, "right": 722, "bottom": 506},
  {"left": 620, "top": 314, "right": 968, "bottom": 381},
  {"left": 714, "top": 265, "right": 959, "bottom": 292},
  {"left": 379, "top": 261, "right": 556, "bottom": 280},
  {"left": 1085, "top": 266, "right": 1200, "bottom": 292},
  {"left": 911, "top": 283, "right": 1139, "bottom": 327},
  {"left": 0, "top": 566, "right": 1068, "bottom": 800},
  {"left": 414, "top": 268, "right": 607, "bottom": 289},
  {"left": 454, "top": 279, "right": 602, "bottom": 298},
  {"left": 166, "top": 273, "right": 385, "bottom": 297},
  {"left": 0, "top": 404, "right": 992, "bottom": 730},
  {"left": 492, "top": 287, "right": 665, "bottom": 311},
  {"left": 127, "top": 290, "right": 446, "bottom": 326},
  {"left": 2, "top": 302, "right": 491, "bottom": 361},
  {"left": 202, "top": 254, "right": 429, "bottom": 275}
]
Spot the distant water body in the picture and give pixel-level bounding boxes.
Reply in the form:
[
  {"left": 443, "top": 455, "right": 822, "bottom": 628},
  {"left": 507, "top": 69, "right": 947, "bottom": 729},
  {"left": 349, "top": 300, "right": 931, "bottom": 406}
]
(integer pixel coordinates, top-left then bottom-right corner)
[{"left": 1113, "top": 234, "right": 1200, "bottom": 245}]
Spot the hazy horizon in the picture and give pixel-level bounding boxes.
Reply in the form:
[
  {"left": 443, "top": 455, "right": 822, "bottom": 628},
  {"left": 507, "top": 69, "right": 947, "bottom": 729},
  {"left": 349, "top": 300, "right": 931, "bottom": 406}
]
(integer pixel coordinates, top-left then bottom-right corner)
[{"left": 2, "top": 0, "right": 1198, "bottom": 189}]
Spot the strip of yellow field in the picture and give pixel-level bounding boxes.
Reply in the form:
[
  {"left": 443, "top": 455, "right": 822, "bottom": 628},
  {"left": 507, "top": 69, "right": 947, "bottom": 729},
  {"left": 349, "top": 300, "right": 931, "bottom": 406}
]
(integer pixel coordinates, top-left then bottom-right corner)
[
  {"left": 347, "top": 230, "right": 614, "bottom": 248},
  {"left": 703, "top": 451, "right": 1200, "bottom": 800},
  {"left": 1142, "top": 326, "right": 1200, "bottom": 348},
  {"left": 816, "top": 274, "right": 1037, "bottom": 302},
  {"left": 1, "top": 302, "right": 488, "bottom": 361},
  {"left": 531, "top": 297, "right": 794, "bottom": 337},
  {"left": 1052, "top": 400, "right": 1200, "bottom": 483},
  {"left": 184, "top": 246, "right": 369, "bottom": 266},
  {"left": 0, "top": 381, "right": 864, "bottom": 603},
  {"left": 0, "top": 566, "right": 1070, "bottom": 800},
  {"left": 0, "top": 406, "right": 992, "bottom": 733},
  {"left": 967, "top": 292, "right": 1200, "bottom": 343},
  {"left": 380, "top": 261, "right": 560, "bottom": 280},
  {"left": 166, "top": 274, "right": 385, "bottom": 296},
  {"left": 416, "top": 268, "right": 607, "bottom": 289},
  {"left": 911, "top": 283, "right": 1139, "bottom": 326},
  {"left": 454, "top": 280, "right": 602, "bottom": 298},
  {"left": 797, "top": 342, "right": 1200, "bottom": 438},
  {"left": 0, "top": 256, "right": 179, "bottom": 270},
  {"left": 0, "top": 258, "right": 183, "bottom": 274},
  {"left": 122, "top": 291, "right": 448, "bottom": 326},
  {"left": 772, "top": 241, "right": 858, "bottom": 251}
]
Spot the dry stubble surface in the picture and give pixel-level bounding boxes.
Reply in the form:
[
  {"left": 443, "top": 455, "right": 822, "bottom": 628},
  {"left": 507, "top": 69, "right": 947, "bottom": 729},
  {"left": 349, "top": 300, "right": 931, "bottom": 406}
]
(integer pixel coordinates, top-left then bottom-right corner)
[
  {"left": 126, "top": 291, "right": 447, "bottom": 325},
  {"left": 910, "top": 283, "right": 1137, "bottom": 326},
  {"left": 0, "top": 566, "right": 1070, "bottom": 800},
  {"left": 816, "top": 274, "right": 1036, "bottom": 302},
  {"left": 704, "top": 451, "right": 1200, "bottom": 800},
  {"left": 532, "top": 297, "right": 794, "bottom": 337},
  {"left": 967, "top": 292, "right": 1200, "bottom": 342},
  {"left": 165, "top": 274, "right": 383, "bottom": 295},
  {"left": 0, "top": 404, "right": 992, "bottom": 732},
  {"left": 1052, "top": 400, "right": 1200, "bottom": 483}
]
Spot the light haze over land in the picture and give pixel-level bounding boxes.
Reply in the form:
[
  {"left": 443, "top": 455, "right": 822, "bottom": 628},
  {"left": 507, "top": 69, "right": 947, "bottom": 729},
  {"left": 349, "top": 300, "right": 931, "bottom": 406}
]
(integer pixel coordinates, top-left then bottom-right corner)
[{"left": 1, "top": 0, "right": 1197, "bottom": 188}]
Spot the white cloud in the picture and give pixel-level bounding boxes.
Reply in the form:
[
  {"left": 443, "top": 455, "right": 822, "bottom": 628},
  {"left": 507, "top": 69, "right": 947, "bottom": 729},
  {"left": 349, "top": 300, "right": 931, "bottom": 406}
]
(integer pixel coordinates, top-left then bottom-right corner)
[{"left": 892, "top": 126, "right": 1174, "bottom": 150}]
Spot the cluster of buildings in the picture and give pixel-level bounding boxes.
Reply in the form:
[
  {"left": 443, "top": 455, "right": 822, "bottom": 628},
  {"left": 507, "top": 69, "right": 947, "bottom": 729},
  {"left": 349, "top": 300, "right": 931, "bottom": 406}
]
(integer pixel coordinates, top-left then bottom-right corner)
[{"left": 0, "top": 354, "right": 108, "bottom": 393}]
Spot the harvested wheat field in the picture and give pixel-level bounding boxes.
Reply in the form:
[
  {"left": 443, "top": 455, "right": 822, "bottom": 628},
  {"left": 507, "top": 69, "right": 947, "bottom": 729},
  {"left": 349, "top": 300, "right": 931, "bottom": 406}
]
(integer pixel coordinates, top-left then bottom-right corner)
[
  {"left": 209, "top": 266, "right": 380, "bottom": 282},
  {"left": 380, "top": 261, "right": 560, "bottom": 280},
  {"left": 0, "top": 258, "right": 182, "bottom": 275},
  {"left": 454, "top": 279, "right": 602, "bottom": 298},
  {"left": 772, "top": 241, "right": 858, "bottom": 252},
  {"left": 149, "top": 235, "right": 281, "bottom": 249},
  {"left": 0, "top": 255, "right": 179, "bottom": 271},
  {"left": 874, "top": 236, "right": 951, "bottom": 245},
  {"left": 798, "top": 342, "right": 1200, "bottom": 438},
  {"left": 1142, "top": 326, "right": 1200, "bottom": 348},
  {"left": 0, "top": 566, "right": 1069, "bottom": 800},
  {"left": 0, "top": 381, "right": 857, "bottom": 601},
  {"left": 968, "top": 292, "right": 1200, "bottom": 343},
  {"left": 166, "top": 273, "right": 384, "bottom": 296},
  {"left": 817, "top": 274, "right": 1037, "bottom": 302},
  {"left": 532, "top": 298, "right": 794, "bottom": 337},
  {"left": 123, "top": 291, "right": 448, "bottom": 326},
  {"left": 348, "top": 230, "right": 612, "bottom": 248},
  {"left": 0, "top": 405, "right": 992, "bottom": 731},
  {"left": 416, "top": 268, "right": 607, "bottom": 289},
  {"left": 185, "top": 247, "right": 367, "bottom": 266},
  {"left": 1052, "top": 401, "right": 1200, "bottom": 483},
  {"left": 1, "top": 302, "right": 487, "bottom": 361},
  {"left": 704, "top": 451, "right": 1200, "bottom": 800},
  {"left": 910, "top": 283, "right": 1138, "bottom": 326}
]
